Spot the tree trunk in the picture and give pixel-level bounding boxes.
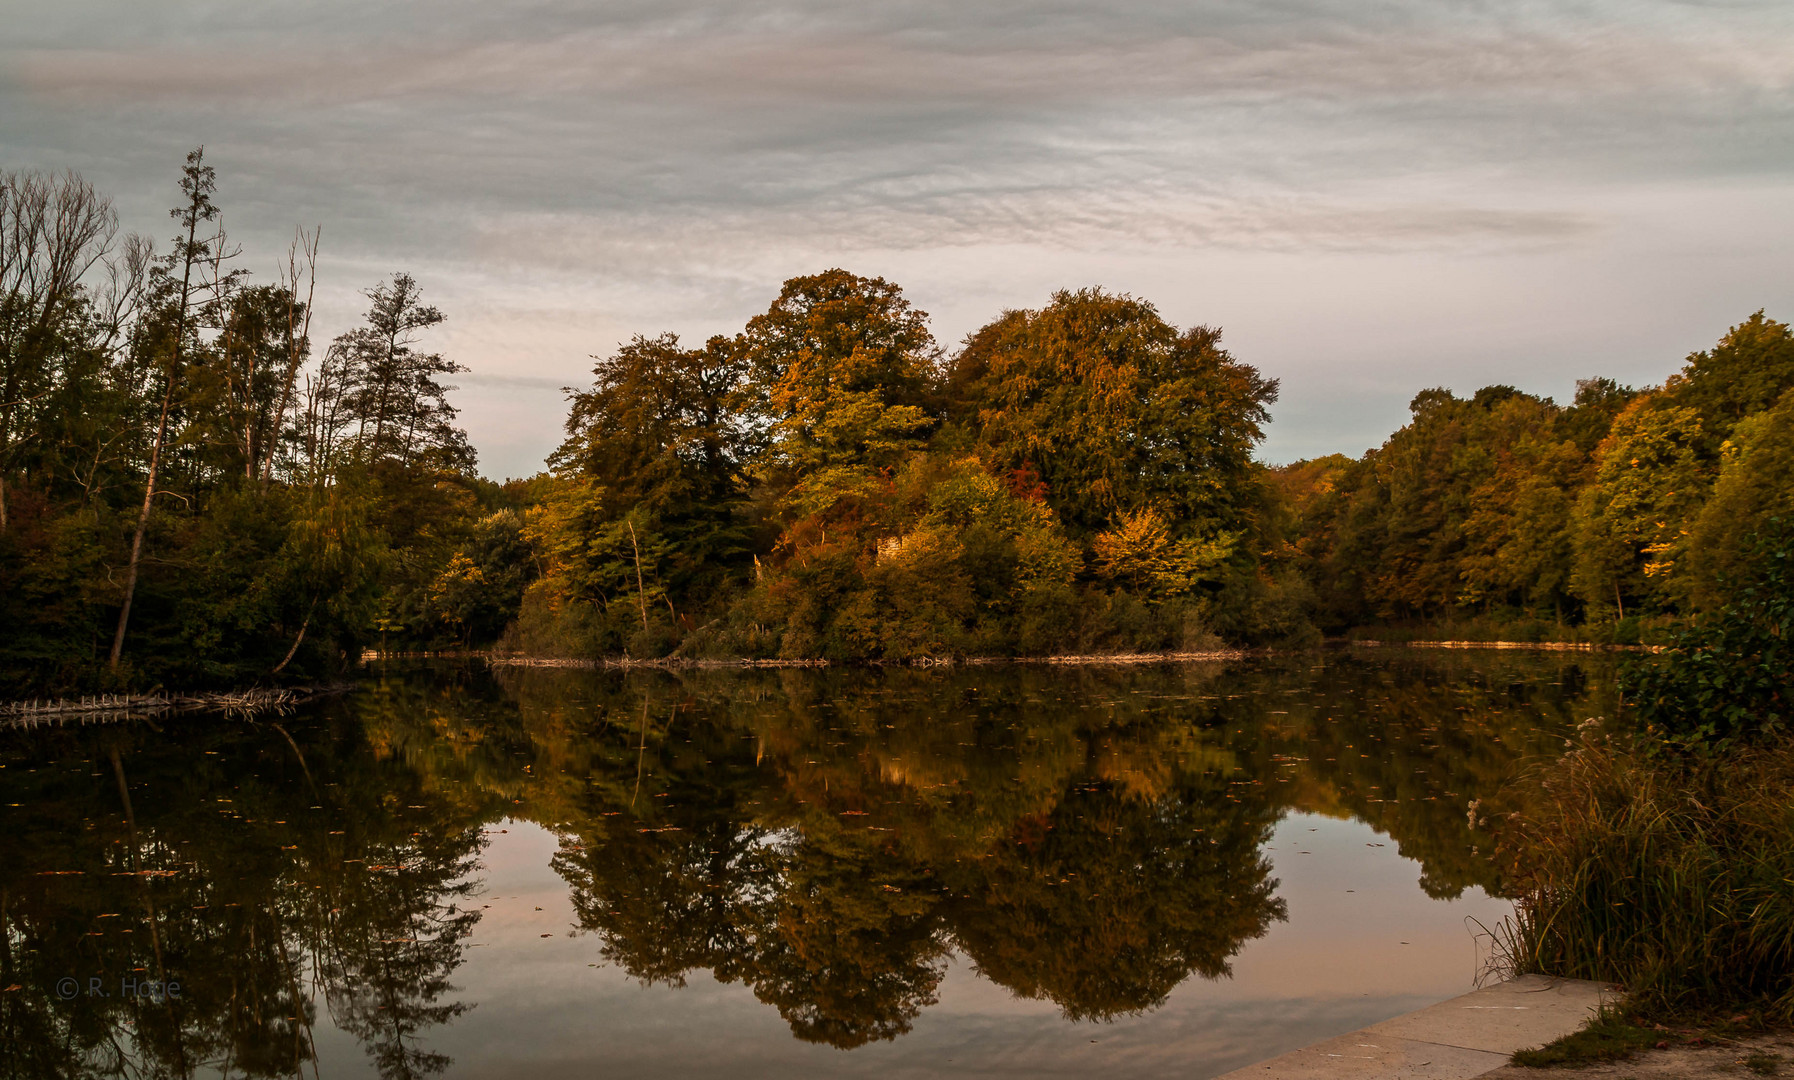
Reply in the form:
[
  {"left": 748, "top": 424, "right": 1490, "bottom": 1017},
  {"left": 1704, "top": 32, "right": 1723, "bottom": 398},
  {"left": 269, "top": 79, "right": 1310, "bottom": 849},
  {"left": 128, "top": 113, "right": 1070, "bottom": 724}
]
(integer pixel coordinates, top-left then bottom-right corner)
[
  {"left": 271, "top": 600, "right": 315, "bottom": 675},
  {"left": 110, "top": 172, "right": 205, "bottom": 672},
  {"left": 109, "top": 378, "right": 176, "bottom": 671},
  {"left": 628, "top": 519, "right": 649, "bottom": 632}
]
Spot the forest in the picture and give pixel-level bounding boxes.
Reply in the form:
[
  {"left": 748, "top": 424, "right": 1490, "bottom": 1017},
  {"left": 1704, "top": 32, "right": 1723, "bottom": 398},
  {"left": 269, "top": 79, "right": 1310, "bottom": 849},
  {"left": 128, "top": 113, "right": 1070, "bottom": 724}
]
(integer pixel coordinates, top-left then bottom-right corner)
[{"left": 4, "top": 154, "right": 1793, "bottom": 694}]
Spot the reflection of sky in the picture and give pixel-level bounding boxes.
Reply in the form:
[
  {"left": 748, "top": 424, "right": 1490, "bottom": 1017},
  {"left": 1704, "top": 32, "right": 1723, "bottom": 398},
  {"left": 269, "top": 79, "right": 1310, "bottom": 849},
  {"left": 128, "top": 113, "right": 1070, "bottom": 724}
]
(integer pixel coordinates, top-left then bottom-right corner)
[
  {"left": 311, "top": 813, "right": 1508, "bottom": 1078},
  {"left": 6, "top": 1, "right": 1792, "bottom": 477}
]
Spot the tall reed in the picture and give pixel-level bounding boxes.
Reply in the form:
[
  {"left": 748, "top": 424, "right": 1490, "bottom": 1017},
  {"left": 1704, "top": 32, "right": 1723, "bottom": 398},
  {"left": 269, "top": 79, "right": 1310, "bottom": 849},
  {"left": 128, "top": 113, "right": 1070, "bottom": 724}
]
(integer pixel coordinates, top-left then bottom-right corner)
[{"left": 1494, "top": 726, "right": 1794, "bottom": 1019}]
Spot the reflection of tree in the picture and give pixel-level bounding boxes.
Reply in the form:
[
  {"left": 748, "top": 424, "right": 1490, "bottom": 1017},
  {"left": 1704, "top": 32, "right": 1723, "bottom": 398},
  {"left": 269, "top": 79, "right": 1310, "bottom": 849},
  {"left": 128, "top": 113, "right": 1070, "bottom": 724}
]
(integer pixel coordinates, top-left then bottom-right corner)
[
  {"left": 745, "top": 835, "right": 947, "bottom": 1047},
  {"left": 321, "top": 830, "right": 482, "bottom": 1080},
  {"left": 0, "top": 653, "right": 1614, "bottom": 1068},
  {"left": 516, "top": 666, "right": 1288, "bottom": 1043},
  {"left": 494, "top": 655, "right": 1602, "bottom": 1045},
  {"left": 0, "top": 704, "right": 492, "bottom": 1079},
  {"left": 946, "top": 778, "right": 1283, "bottom": 1020}
]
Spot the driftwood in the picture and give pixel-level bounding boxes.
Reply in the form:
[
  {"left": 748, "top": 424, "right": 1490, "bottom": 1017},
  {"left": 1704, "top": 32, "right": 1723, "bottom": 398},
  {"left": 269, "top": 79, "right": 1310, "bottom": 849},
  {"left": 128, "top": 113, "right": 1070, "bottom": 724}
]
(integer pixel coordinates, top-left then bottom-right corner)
[{"left": 0, "top": 686, "right": 351, "bottom": 730}]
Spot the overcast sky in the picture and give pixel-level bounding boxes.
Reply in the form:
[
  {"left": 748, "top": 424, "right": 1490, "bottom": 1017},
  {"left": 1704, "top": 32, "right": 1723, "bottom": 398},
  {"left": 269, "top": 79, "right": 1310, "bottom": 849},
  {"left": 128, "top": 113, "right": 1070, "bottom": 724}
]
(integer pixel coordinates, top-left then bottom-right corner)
[{"left": 5, "top": 0, "right": 1791, "bottom": 478}]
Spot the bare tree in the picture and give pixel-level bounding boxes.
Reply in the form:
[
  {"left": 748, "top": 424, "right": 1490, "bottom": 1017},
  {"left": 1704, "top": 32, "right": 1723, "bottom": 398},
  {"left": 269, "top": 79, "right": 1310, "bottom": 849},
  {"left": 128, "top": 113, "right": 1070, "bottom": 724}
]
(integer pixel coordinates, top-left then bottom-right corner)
[
  {"left": 0, "top": 169, "right": 119, "bottom": 530},
  {"left": 264, "top": 226, "right": 319, "bottom": 484}
]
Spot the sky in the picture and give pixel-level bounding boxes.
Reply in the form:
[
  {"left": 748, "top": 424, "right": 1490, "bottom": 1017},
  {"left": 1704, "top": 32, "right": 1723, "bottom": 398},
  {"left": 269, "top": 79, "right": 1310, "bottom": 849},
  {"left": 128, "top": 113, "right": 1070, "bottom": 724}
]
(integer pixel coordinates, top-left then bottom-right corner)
[{"left": 4, "top": 0, "right": 1792, "bottom": 480}]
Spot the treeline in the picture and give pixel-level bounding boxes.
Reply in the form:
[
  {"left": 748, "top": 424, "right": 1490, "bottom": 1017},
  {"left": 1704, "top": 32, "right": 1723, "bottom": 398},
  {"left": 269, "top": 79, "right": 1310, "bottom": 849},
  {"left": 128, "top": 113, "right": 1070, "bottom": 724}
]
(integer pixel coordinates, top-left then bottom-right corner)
[
  {"left": 5, "top": 154, "right": 1792, "bottom": 692},
  {"left": 509, "top": 269, "right": 1297, "bottom": 661},
  {"left": 0, "top": 153, "right": 521, "bottom": 694},
  {"left": 1278, "top": 315, "right": 1794, "bottom": 641}
]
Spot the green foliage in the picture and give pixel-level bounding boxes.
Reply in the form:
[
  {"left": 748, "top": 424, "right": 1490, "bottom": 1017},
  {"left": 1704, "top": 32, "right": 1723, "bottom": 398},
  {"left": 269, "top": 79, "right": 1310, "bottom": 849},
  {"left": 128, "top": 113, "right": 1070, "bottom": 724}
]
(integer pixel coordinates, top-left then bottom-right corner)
[
  {"left": 10, "top": 156, "right": 1793, "bottom": 682},
  {"left": 1667, "top": 311, "right": 1794, "bottom": 450},
  {"left": 0, "top": 157, "right": 526, "bottom": 694},
  {"left": 1623, "top": 524, "right": 1791, "bottom": 749},
  {"left": 1284, "top": 312, "right": 1794, "bottom": 640},
  {"left": 1684, "top": 388, "right": 1794, "bottom": 608}
]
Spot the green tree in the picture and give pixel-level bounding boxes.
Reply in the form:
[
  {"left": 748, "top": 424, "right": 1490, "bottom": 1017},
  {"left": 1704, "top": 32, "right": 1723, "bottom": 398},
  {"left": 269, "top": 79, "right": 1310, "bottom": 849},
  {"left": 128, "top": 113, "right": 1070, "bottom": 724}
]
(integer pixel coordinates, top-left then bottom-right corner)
[
  {"left": 112, "top": 146, "right": 234, "bottom": 671},
  {"left": 0, "top": 169, "right": 121, "bottom": 533},
  {"left": 1666, "top": 311, "right": 1794, "bottom": 452},
  {"left": 1683, "top": 389, "right": 1794, "bottom": 608},
  {"left": 331, "top": 273, "right": 471, "bottom": 472}
]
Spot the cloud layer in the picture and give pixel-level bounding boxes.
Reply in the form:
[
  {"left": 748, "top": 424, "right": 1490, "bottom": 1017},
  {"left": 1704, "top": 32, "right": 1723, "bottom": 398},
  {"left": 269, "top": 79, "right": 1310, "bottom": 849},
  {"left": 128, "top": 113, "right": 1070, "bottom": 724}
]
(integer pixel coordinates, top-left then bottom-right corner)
[{"left": 4, "top": 0, "right": 1792, "bottom": 475}]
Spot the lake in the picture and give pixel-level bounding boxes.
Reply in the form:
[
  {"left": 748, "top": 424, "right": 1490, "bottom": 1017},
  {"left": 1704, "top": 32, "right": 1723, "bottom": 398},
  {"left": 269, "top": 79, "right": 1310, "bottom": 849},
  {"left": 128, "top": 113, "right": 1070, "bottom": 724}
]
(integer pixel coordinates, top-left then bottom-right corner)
[{"left": 0, "top": 650, "right": 1618, "bottom": 1078}]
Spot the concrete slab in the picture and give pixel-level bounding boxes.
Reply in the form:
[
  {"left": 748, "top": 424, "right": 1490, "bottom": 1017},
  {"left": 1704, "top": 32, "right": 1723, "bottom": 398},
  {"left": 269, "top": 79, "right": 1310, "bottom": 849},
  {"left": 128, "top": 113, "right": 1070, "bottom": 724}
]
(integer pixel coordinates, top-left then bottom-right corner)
[
  {"left": 1215, "top": 1031, "right": 1508, "bottom": 1079},
  {"left": 1213, "top": 976, "right": 1614, "bottom": 1080},
  {"left": 1366, "top": 974, "right": 1614, "bottom": 1055}
]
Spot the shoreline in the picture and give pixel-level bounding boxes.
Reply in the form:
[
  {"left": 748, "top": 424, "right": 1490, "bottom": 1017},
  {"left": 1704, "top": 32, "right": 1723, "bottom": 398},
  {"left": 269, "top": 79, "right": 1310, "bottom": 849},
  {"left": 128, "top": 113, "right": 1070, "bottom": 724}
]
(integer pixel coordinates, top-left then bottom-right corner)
[
  {"left": 1, "top": 639, "right": 1661, "bottom": 718},
  {"left": 1352, "top": 640, "right": 1665, "bottom": 653},
  {"left": 368, "top": 638, "right": 1660, "bottom": 669}
]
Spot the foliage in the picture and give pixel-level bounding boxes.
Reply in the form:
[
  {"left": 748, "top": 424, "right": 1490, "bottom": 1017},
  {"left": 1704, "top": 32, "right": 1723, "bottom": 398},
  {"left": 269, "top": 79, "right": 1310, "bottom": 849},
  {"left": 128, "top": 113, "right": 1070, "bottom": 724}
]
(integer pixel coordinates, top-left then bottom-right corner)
[
  {"left": 9, "top": 155, "right": 1794, "bottom": 685},
  {"left": 1622, "top": 524, "right": 1791, "bottom": 749},
  {"left": 1683, "top": 389, "right": 1794, "bottom": 607},
  {"left": 0, "top": 157, "right": 522, "bottom": 695},
  {"left": 1282, "top": 313, "right": 1794, "bottom": 638},
  {"left": 1495, "top": 725, "right": 1794, "bottom": 1020},
  {"left": 955, "top": 287, "right": 1276, "bottom": 539}
]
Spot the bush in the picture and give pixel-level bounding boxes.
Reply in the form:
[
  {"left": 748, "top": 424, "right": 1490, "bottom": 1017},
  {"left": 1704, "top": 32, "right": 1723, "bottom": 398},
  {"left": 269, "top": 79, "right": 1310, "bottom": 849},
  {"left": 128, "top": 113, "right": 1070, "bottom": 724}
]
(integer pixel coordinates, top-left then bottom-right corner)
[{"left": 1622, "top": 524, "right": 1791, "bottom": 749}]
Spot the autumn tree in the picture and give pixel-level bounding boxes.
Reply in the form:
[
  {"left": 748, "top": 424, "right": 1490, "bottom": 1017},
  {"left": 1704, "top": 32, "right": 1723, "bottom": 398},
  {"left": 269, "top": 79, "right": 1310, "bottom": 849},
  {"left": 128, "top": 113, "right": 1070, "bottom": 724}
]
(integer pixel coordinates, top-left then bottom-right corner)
[
  {"left": 742, "top": 269, "right": 940, "bottom": 519},
  {"left": 954, "top": 288, "right": 1277, "bottom": 540},
  {"left": 1570, "top": 397, "right": 1708, "bottom": 619},
  {"left": 1666, "top": 311, "right": 1794, "bottom": 453},
  {"left": 112, "top": 146, "right": 237, "bottom": 670}
]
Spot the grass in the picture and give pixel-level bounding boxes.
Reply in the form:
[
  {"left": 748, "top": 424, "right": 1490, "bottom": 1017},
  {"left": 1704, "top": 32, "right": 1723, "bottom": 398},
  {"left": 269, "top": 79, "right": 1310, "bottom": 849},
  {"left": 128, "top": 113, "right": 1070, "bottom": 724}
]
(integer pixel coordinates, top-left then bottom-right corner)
[
  {"left": 1746, "top": 1051, "right": 1785, "bottom": 1075},
  {"left": 1491, "top": 725, "right": 1794, "bottom": 1021},
  {"left": 1510, "top": 1009, "right": 1661, "bottom": 1068}
]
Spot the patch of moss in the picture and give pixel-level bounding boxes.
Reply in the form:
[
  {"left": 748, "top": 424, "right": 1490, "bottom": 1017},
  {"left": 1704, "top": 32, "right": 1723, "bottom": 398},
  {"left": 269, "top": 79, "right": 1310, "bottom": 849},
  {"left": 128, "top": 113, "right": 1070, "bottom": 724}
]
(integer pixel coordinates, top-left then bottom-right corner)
[{"left": 1510, "top": 1011, "right": 1661, "bottom": 1069}]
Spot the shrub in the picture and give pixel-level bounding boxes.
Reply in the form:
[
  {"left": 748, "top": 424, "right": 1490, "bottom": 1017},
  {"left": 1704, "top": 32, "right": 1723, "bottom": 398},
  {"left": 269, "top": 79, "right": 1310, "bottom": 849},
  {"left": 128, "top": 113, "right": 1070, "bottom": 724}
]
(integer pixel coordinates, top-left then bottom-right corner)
[{"left": 1622, "top": 523, "right": 1791, "bottom": 749}]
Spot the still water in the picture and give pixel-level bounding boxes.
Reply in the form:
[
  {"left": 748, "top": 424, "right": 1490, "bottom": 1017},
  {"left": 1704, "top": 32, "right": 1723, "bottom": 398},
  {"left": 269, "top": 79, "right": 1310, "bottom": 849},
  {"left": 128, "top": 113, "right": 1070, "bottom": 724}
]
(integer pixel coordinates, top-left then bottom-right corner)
[{"left": 0, "top": 651, "right": 1617, "bottom": 1078}]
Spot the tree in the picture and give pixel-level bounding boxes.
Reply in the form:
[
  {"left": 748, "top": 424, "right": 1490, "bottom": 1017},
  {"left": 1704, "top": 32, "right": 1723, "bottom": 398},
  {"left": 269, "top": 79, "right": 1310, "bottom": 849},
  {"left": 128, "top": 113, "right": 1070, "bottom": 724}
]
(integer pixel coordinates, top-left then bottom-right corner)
[
  {"left": 112, "top": 146, "right": 233, "bottom": 671},
  {"left": 549, "top": 332, "right": 754, "bottom": 607},
  {"left": 741, "top": 270, "right": 940, "bottom": 519},
  {"left": 0, "top": 169, "right": 120, "bottom": 531},
  {"left": 1683, "top": 388, "right": 1794, "bottom": 608},
  {"left": 1666, "top": 311, "right": 1794, "bottom": 452},
  {"left": 955, "top": 288, "right": 1277, "bottom": 539},
  {"left": 331, "top": 273, "right": 471, "bottom": 472},
  {"left": 1570, "top": 397, "right": 1709, "bottom": 619}
]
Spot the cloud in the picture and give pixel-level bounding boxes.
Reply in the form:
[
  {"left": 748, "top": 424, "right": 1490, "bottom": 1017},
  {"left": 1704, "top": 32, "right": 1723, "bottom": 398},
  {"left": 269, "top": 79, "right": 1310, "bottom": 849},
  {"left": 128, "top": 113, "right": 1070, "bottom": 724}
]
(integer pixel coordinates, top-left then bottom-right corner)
[{"left": 3, "top": 0, "right": 1791, "bottom": 477}]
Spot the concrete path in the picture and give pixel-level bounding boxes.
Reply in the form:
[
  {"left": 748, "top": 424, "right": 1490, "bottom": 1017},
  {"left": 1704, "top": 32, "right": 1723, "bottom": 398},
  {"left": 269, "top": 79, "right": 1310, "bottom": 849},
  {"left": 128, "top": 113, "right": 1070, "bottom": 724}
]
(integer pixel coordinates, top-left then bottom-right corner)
[{"left": 1215, "top": 975, "right": 1614, "bottom": 1080}]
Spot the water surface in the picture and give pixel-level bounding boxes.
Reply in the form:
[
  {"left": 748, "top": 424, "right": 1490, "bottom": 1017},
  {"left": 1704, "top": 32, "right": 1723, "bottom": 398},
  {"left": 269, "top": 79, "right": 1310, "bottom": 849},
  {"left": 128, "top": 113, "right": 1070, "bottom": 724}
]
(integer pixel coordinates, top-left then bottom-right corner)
[{"left": 0, "top": 651, "right": 1615, "bottom": 1078}]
